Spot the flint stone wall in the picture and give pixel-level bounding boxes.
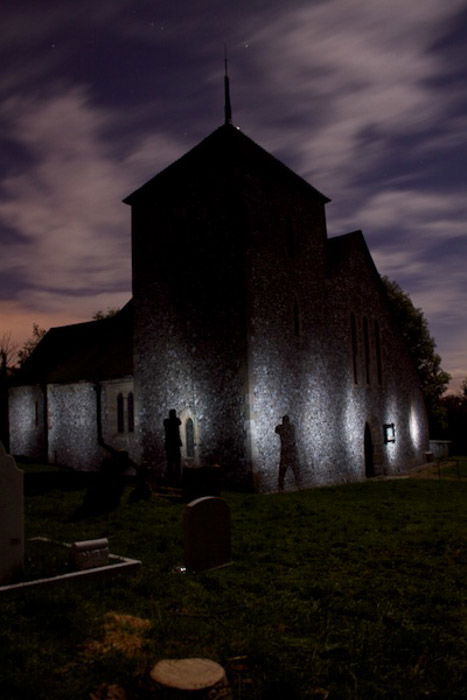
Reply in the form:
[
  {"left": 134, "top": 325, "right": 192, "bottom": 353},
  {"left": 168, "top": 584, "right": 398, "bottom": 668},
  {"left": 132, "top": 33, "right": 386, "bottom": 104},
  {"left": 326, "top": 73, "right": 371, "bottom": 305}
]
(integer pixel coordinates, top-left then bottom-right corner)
[{"left": 8, "top": 385, "right": 45, "bottom": 460}]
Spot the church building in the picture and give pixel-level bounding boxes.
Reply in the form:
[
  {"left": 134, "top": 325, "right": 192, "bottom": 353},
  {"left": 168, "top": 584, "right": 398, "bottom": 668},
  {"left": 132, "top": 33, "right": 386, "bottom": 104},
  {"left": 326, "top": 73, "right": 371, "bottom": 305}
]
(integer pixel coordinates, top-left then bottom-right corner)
[{"left": 8, "top": 88, "right": 429, "bottom": 491}]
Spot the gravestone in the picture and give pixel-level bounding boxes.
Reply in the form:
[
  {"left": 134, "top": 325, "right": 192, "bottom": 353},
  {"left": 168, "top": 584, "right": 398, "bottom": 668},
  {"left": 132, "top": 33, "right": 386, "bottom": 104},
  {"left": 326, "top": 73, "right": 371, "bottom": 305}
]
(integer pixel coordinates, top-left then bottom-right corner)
[
  {"left": 183, "top": 497, "right": 231, "bottom": 572},
  {"left": 69, "top": 538, "right": 109, "bottom": 571},
  {"left": 0, "top": 441, "right": 24, "bottom": 584}
]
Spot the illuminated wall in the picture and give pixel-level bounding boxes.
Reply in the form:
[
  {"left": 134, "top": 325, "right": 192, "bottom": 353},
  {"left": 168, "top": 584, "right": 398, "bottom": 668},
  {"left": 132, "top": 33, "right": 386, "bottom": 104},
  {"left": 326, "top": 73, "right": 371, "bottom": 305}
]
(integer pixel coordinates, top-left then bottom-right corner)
[
  {"left": 8, "top": 385, "right": 45, "bottom": 459},
  {"left": 10, "top": 379, "right": 138, "bottom": 469},
  {"left": 100, "top": 377, "right": 138, "bottom": 459},
  {"left": 244, "top": 229, "right": 429, "bottom": 491},
  {"left": 128, "top": 126, "right": 428, "bottom": 491},
  {"left": 129, "top": 133, "right": 251, "bottom": 486},
  {"left": 47, "top": 382, "right": 102, "bottom": 469}
]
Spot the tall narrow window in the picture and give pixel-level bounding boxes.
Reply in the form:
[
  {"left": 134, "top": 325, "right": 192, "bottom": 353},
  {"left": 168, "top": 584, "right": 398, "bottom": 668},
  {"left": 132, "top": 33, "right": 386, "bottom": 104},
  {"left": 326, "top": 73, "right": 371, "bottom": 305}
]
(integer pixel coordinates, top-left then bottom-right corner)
[
  {"left": 185, "top": 418, "right": 195, "bottom": 458},
  {"left": 351, "top": 313, "right": 358, "bottom": 384},
  {"left": 293, "top": 300, "right": 300, "bottom": 337},
  {"left": 35, "top": 400, "right": 39, "bottom": 426},
  {"left": 117, "top": 393, "right": 125, "bottom": 433},
  {"left": 127, "top": 392, "right": 134, "bottom": 432},
  {"left": 374, "top": 320, "right": 383, "bottom": 385},
  {"left": 363, "top": 316, "right": 371, "bottom": 384}
]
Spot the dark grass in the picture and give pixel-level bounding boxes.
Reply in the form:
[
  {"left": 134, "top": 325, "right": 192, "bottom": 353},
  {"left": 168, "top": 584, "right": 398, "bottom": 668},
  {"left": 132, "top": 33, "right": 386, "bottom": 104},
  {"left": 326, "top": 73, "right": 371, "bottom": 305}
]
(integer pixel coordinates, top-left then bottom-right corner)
[{"left": 1, "top": 461, "right": 467, "bottom": 699}]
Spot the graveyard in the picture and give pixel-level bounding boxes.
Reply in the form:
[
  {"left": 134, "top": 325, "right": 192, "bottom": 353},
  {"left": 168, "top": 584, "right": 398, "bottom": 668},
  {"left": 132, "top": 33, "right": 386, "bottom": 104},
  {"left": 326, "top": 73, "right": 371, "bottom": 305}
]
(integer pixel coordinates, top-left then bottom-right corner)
[{"left": 1, "top": 454, "right": 467, "bottom": 698}]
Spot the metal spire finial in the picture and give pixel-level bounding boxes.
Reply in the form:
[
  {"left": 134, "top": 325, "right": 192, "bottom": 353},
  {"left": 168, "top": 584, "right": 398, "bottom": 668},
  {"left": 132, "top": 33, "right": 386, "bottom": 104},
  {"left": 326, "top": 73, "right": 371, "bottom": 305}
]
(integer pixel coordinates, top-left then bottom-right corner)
[{"left": 224, "top": 46, "right": 232, "bottom": 125}]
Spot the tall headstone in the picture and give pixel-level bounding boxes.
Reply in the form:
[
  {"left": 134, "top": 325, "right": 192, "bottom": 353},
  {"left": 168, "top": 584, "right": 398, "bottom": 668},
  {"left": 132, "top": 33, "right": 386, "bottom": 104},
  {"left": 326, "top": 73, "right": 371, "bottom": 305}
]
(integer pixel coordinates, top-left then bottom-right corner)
[
  {"left": 0, "top": 441, "right": 24, "bottom": 584},
  {"left": 183, "top": 497, "right": 231, "bottom": 572}
]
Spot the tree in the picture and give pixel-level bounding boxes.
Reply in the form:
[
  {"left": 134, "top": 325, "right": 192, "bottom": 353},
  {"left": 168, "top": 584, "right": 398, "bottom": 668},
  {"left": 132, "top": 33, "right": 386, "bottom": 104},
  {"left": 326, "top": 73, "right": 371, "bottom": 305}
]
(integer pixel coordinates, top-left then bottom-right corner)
[
  {"left": 440, "top": 377, "right": 467, "bottom": 453},
  {"left": 0, "top": 332, "right": 18, "bottom": 372},
  {"left": 92, "top": 308, "right": 120, "bottom": 321},
  {"left": 17, "top": 323, "right": 47, "bottom": 366},
  {"left": 0, "top": 333, "right": 17, "bottom": 450},
  {"left": 382, "top": 277, "right": 451, "bottom": 434}
]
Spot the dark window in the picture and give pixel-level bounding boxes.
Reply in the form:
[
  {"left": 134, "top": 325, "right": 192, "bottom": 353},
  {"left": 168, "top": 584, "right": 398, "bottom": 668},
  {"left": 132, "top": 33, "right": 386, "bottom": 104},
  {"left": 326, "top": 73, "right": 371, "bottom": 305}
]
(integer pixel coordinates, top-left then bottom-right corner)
[
  {"left": 127, "top": 392, "right": 134, "bottom": 432},
  {"left": 35, "top": 400, "right": 39, "bottom": 426},
  {"left": 351, "top": 313, "right": 358, "bottom": 383},
  {"left": 293, "top": 300, "right": 300, "bottom": 337},
  {"left": 117, "top": 393, "right": 125, "bottom": 433},
  {"left": 186, "top": 418, "right": 195, "bottom": 458},
  {"left": 363, "top": 316, "right": 371, "bottom": 384},
  {"left": 374, "top": 320, "right": 383, "bottom": 385}
]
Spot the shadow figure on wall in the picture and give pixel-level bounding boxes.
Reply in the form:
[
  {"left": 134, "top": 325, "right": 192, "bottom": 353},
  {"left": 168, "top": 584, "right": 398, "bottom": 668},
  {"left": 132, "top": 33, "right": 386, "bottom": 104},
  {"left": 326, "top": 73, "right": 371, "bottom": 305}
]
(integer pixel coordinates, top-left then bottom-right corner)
[
  {"left": 275, "top": 415, "right": 301, "bottom": 491},
  {"left": 164, "top": 409, "right": 182, "bottom": 485}
]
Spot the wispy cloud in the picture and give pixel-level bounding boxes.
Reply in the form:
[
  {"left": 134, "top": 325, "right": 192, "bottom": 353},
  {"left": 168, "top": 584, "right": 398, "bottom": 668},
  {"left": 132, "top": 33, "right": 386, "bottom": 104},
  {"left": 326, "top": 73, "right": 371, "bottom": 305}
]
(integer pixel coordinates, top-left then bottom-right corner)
[
  {"left": 1, "top": 0, "right": 466, "bottom": 388},
  {"left": 242, "top": 0, "right": 466, "bottom": 191},
  {"left": 0, "top": 86, "right": 183, "bottom": 298}
]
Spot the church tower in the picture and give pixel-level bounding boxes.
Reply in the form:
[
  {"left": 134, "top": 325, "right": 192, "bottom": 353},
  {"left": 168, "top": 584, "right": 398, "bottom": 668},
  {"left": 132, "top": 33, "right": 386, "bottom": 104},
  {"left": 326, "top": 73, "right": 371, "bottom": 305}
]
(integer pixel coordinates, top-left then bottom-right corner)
[{"left": 124, "top": 109, "right": 330, "bottom": 486}]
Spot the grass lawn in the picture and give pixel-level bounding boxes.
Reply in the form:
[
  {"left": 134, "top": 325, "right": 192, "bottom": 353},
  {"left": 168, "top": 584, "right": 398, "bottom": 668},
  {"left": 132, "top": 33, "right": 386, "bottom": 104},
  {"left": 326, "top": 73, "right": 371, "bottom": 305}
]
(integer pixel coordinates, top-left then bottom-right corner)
[{"left": 1, "top": 461, "right": 467, "bottom": 699}]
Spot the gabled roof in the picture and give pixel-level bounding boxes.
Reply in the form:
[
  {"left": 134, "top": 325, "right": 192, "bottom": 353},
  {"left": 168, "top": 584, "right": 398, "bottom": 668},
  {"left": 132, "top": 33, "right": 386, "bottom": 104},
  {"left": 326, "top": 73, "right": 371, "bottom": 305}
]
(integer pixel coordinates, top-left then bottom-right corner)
[
  {"left": 123, "top": 123, "right": 330, "bottom": 205},
  {"left": 12, "top": 301, "right": 133, "bottom": 386},
  {"left": 327, "top": 230, "right": 380, "bottom": 280},
  {"left": 326, "top": 230, "right": 394, "bottom": 307}
]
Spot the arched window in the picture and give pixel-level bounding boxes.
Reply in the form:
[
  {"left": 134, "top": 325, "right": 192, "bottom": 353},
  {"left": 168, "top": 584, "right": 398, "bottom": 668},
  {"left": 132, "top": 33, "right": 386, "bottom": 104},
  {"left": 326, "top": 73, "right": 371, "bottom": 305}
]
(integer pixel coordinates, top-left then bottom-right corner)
[
  {"left": 185, "top": 418, "right": 195, "bottom": 458},
  {"left": 127, "top": 392, "right": 134, "bottom": 433},
  {"left": 117, "top": 393, "right": 125, "bottom": 433}
]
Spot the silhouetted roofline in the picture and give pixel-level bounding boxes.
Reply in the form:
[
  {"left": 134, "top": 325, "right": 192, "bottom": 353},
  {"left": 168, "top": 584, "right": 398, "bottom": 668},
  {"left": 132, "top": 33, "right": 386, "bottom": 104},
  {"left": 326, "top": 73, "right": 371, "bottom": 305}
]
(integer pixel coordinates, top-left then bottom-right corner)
[
  {"left": 326, "top": 230, "right": 393, "bottom": 302},
  {"left": 12, "top": 301, "right": 133, "bottom": 385},
  {"left": 123, "top": 123, "right": 330, "bottom": 205}
]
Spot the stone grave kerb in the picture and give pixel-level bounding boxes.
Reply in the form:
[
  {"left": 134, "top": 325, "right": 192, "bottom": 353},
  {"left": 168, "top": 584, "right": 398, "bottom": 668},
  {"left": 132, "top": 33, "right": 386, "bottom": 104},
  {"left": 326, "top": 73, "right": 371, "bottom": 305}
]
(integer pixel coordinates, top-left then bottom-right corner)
[
  {"left": 183, "top": 496, "right": 231, "bottom": 573},
  {"left": 0, "top": 442, "right": 24, "bottom": 584}
]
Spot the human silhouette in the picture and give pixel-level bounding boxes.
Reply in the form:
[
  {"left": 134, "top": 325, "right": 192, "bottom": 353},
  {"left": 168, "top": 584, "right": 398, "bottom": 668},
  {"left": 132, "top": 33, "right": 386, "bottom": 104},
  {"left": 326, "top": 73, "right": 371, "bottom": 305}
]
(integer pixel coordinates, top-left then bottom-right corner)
[
  {"left": 275, "top": 415, "right": 301, "bottom": 490},
  {"left": 164, "top": 409, "right": 182, "bottom": 485}
]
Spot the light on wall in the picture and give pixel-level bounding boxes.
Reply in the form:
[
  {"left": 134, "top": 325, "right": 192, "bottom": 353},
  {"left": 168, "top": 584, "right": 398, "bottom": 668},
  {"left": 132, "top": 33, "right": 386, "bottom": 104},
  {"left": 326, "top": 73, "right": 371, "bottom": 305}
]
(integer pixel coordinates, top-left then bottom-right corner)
[{"left": 384, "top": 423, "right": 396, "bottom": 444}]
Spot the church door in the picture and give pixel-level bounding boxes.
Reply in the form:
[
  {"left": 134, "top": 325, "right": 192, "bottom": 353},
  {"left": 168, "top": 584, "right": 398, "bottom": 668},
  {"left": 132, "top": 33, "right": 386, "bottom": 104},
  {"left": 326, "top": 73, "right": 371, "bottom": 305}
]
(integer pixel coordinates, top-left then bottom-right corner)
[{"left": 364, "top": 423, "right": 375, "bottom": 478}]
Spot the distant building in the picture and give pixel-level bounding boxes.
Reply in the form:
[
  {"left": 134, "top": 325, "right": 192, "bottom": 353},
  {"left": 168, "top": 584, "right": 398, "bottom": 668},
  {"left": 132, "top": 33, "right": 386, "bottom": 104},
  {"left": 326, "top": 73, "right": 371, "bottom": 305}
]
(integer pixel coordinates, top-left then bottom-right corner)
[{"left": 8, "top": 114, "right": 428, "bottom": 490}]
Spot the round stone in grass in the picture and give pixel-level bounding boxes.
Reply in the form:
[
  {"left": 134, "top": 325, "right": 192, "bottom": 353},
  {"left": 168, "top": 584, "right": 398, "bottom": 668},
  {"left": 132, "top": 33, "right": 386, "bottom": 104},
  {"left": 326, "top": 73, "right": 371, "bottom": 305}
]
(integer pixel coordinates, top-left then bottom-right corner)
[{"left": 150, "top": 658, "right": 230, "bottom": 696}]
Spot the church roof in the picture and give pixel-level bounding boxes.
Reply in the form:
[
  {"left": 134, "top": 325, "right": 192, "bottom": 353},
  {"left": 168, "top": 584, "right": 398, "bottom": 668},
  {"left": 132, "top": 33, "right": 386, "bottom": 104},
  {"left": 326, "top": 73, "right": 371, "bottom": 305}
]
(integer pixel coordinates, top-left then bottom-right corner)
[
  {"left": 12, "top": 301, "right": 132, "bottom": 385},
  {"left": 123, "top": 123, "right": 330, "bottom": 205},
  {"left": 326, "top": 230, "right": 389, "bottom": 300},
  {"left": 326, "top": 230, "right": 380, "bottom": 280}
]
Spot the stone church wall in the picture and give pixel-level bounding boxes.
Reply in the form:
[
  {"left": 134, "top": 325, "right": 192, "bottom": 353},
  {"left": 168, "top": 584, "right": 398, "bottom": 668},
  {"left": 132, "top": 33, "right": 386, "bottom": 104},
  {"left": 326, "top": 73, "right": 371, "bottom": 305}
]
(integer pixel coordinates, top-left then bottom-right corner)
[
  {"left": 245, "top": 230, "right": 428, "bottom": 491},
  {"left": 8, "top": 385, "right": 46, "bottom": 460},
  {"left": 10, "top": 378, "right": 138, "bottom": 470},
  {"left": 241, "top": 168, "right": 330, "bottom": 491},
  {"left": 319, "top": 234, "right": 429, "bottom": 482},
  {"left": 131, "top": 172, "right": 251, "bottom": 486},
  {"left": 47, "top": 382, "right": 103, "bottom": 470},
  {"left": 100, "top": 377, "right": 138, "bottom": 461}
]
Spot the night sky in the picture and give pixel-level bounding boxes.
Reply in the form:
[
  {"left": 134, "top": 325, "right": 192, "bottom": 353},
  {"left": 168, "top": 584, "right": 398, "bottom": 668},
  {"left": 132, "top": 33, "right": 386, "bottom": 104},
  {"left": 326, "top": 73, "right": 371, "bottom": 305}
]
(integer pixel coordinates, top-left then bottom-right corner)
[{"left": 1, "top": 0, "right": 467, "bottom": 390}]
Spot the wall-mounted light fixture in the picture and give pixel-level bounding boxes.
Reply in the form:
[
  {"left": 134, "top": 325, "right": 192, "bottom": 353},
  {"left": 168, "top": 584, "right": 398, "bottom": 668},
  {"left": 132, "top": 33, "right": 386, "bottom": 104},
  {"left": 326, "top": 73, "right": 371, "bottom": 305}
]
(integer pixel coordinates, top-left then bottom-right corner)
[{"left": 383, "top": 423, "right": 396, "bottom": 444}]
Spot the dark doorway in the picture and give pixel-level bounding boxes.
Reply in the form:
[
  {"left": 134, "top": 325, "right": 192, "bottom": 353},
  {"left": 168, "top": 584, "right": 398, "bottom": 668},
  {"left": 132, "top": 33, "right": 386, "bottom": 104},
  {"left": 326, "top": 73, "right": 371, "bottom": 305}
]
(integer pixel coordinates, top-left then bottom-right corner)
[{"left": 364, "top": 423, "right": 375, "bottom": 478}]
